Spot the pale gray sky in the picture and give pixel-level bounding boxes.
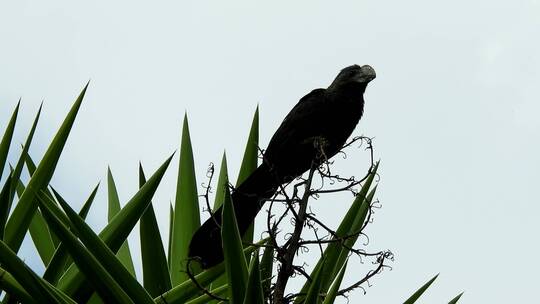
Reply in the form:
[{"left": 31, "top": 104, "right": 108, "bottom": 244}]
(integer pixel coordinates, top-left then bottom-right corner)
[{"left": 1, "top": 1, "right": 539, "bottom": 302}]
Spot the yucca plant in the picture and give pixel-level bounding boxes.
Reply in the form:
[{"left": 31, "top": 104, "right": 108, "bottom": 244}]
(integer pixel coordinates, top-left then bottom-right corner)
[{"left": 0, "top": 85, "right": 462, "bottom": 303}]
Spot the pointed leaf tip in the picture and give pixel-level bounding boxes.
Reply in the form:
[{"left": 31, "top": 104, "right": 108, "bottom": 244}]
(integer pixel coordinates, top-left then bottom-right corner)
[
  {"left": 448, "top": 291, "right": 464, "bottom": 304},
  {"left": 403, "top": 273, "right": 440, "bottom": 304},
  {"left": 166, "top": 151, "right": 176, "bottom": 164}
]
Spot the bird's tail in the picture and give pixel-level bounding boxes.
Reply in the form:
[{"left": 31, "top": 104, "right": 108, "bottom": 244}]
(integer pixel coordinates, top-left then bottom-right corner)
[{"left": 188, "top": 163, "right": 279, "bottom": 268}]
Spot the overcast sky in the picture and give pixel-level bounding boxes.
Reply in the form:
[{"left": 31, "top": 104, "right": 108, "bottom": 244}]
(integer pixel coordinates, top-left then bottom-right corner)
[{"left": 1, "top": 1, "right": 539, "bottom": 303}]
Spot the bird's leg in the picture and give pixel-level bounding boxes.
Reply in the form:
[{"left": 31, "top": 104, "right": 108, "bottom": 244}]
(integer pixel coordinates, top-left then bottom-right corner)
[{"left": 313, "top": 136, "right": 330, "bottom": 163}]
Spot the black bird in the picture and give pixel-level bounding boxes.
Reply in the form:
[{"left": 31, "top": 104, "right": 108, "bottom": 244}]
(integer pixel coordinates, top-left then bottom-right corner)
[{"left": 189, "top": 64, "right": 376, "bottom": 268}]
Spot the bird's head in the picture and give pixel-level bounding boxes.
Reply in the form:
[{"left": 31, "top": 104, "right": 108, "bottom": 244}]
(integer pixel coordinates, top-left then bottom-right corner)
[{"left": 328, "top": 64, "right": 376, "bottom": 92}]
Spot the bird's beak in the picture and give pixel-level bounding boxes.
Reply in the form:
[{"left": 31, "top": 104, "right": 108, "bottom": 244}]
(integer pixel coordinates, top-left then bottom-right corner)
[{"left": 355, "top": 65, "right": 376, "bottom": 83}]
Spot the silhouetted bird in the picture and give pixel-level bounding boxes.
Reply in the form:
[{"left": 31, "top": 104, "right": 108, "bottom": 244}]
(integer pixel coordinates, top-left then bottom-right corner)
[{"left": 189, "top": 64, "right": 376, "bottom": 268}]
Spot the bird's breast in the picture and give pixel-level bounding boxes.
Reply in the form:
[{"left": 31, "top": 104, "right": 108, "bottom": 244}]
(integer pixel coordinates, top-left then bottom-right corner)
[{"left": 323, "top": 100, "right": 363, "bottom": 141}]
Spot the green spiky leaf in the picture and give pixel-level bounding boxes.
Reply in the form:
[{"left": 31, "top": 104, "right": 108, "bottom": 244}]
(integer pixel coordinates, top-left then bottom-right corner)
[
  {"left": 155, "top": 240, "right": 266, "bottom": 304},
  {"left": 185, "top": 284, "right": 228, "bottom": 304},
  {"left": 107, "top": 167, "right": 136, "bottom": 276},
  {"left": 55, "top": 189, "right": 154, "bottom": 304},
  {"left": 0, "top": 266, "right": 38, "bottom": 304},
  {"left": 170, "top": 114, "right": 201, "bottom": 285},
  {"left": 236, "top": 107, "right": 259, "bottom": 247},
  {"left": 259, "top": 241, "right": 274, "bottom": 298},
  {"left": 296, "top": 162, "right": 379, "bottom": 303},
  {"left": 448, "top": 292, "right": 464, "bottom": 304},
  {"left": 0, "top": 104, "right": 41, "bottom": 238},
  {"left": 4, "top": 84, "right": 88, "bottom": 252},
  {"left": 304, "top": 261, "right": 325, "bottom": 304},
  {"left": 403, "top": 274, "right": 439, "bottom": 304},
  {"left": 56, "top": 154, "right": 173, "bottom": 301},
  {"left": 25, "top": 150, "right": 61, "bottom": 247},
  {"left": 14, "top": 177, "right": 55, "bottom": 266},
  {"left": 222, "top": 185, "right": 248, "bottom": 304},
  {"left": 213, "top": 152, "right": 229, "bottom": 211},
  {"left": 42, "top": 184, "right": 99, "bottom": 285},
  {"left": 322, "top": 261, "right": 347, "bottom": 304},
  {"left": 0, "top": 101, "right": 20, "bottom": 181},
  {"left": 0, "top": 238, "right": 72, "bottom": 304},
  {"left": 139, "top": 163, "right": 171, "bottom": 296},
  {"left": 38, "top": 193, "right": 133, "bottom": 304},
  {"left": 242, "top": 251, "right": 264, "bottom": 304}
]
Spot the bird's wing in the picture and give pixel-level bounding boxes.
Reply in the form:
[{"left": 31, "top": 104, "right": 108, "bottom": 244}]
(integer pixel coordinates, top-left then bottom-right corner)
[
  {"left": 280, "top": 89, "right": 326, "bottom": 128},
  {"left": 265, "top": 88, "right": 328, "bottom": 158}
]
